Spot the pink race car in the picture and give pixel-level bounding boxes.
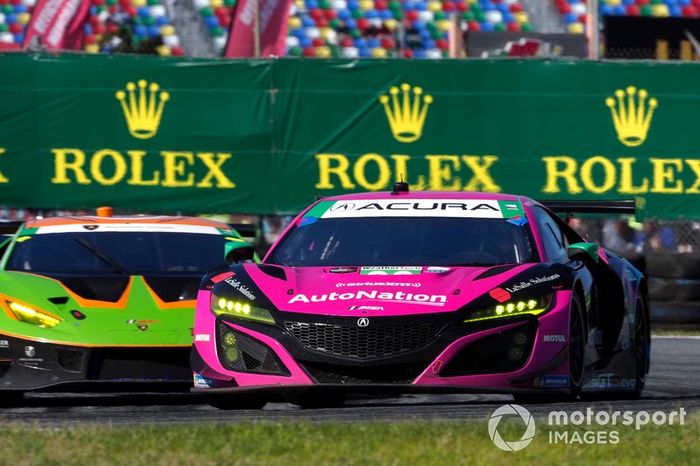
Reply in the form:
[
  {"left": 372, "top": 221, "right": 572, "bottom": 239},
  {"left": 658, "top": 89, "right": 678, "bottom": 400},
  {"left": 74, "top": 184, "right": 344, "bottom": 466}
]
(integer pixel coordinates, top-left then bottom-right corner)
[{"left": 190, "top": 184, "right": 649, "bottom": 409}]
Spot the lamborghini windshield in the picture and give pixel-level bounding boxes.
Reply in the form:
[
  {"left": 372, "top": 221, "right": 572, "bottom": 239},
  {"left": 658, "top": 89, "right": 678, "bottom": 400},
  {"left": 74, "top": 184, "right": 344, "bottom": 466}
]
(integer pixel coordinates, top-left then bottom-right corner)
[
  {"left": 268, "top": 216, "right": 537, "bottom": 267},
  {"left": 6, "top": 232, "right": 228, "bottom": 275}
]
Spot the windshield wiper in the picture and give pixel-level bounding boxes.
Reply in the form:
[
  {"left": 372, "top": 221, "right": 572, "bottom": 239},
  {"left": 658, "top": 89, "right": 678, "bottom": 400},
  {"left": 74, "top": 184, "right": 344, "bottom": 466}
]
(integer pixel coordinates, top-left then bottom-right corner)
[{"left": 74, "top": 238, "right": 129, "bottom": 275}]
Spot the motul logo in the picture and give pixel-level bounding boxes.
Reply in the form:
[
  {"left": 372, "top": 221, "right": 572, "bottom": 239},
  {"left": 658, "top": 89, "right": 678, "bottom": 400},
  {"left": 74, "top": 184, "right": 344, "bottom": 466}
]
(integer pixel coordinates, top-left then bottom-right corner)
[{"left": 543, "top": 334, "right": 566, "bottom": 343}]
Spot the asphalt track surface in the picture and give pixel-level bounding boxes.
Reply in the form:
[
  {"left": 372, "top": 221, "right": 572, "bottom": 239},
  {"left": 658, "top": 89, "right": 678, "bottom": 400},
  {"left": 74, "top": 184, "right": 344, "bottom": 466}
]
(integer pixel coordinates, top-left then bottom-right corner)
[{"left": 1, "top": 337, "right": 698, "bottom": 426}]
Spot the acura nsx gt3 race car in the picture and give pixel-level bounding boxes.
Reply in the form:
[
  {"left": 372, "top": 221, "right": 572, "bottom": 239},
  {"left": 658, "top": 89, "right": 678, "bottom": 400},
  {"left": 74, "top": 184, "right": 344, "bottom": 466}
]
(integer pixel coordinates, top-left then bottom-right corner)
[
  {"left": 0, "top": 214, "right": 247, "bottom": 401},
  {"left": 191, "top": 185, "right": 650, "bottom": 409}
]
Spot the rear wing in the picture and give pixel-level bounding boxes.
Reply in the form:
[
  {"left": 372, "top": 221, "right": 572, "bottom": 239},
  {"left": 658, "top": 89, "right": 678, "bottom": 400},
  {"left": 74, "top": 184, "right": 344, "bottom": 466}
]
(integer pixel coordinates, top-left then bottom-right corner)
[
  {"left": 229, "top": 223, "right": 258, "bottom": 240},
  {"left": 539, "top": 199, "right": 636, "bottom": 215},
  {"left": 0, "top": 221, "right": 22, "bottom": 235}
]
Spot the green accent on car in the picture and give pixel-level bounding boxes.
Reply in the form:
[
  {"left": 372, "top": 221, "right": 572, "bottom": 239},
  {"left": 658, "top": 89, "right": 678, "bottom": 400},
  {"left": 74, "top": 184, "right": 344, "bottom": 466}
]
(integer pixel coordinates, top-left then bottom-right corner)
[
  {"left": 303, "top": 200, "right": 335, "bottom": 219},
  {"left": 497, "top": 200, "right": 524, "bottom": 219},
  {"left": 567, "top": 242, "right": 600, "bottom": 262}
]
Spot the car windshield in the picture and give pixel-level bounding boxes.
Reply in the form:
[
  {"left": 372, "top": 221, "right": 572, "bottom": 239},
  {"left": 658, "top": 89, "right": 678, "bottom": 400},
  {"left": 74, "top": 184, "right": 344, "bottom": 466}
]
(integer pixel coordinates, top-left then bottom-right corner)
[
  {"left": 5, "top": 232, "right": 228, "bottom": 275},
  {"left": 267, "top": 217, "right": 538, "bottom": 267}
]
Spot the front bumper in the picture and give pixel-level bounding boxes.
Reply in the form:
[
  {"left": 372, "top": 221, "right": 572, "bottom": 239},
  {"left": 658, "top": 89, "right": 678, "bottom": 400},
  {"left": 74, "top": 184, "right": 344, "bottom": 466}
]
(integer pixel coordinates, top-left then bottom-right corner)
[
  {"left": 0, "top": 333, "right": 192, "bottom": 391},
  {"left": 191, "top": 290, "right": 573, "bottom": 394}
]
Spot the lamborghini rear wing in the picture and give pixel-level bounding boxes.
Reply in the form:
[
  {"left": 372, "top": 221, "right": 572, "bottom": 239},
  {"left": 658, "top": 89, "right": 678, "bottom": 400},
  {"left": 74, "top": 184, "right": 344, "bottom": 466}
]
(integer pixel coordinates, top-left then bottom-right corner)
[
  {"left": 229, "top": 223, "right": 258, "bottom": 240},
  {"left": 540, "top": 199, "right": 636, "bottom": 215},
  {"left": 0, "top": 221, "right": 22, "bottom": 235}
]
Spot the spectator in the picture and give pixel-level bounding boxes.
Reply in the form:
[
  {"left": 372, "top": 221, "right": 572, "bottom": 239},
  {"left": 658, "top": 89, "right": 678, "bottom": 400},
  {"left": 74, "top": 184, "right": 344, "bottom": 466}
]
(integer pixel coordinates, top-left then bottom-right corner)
[
  {"left": 602, "top": 219, "right": 636, "bottom": 255},
  {"left": 634, "top": 220, "right": 676, "bottom": 253}
]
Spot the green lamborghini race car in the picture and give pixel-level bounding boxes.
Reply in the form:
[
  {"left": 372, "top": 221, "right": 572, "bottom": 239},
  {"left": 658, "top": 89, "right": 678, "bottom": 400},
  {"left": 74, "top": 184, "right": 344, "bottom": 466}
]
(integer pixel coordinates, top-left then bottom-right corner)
[{"left": 0, "top": 214, "right": 250, "bottom": 398}]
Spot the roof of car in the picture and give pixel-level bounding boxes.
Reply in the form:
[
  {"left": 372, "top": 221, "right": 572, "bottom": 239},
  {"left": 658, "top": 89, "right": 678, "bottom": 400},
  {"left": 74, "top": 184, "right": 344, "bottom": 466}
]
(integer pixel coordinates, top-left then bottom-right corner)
[
  {"left": 320, "top": 191, "right": 531, "bottom": 203},
  {"left": 23, "top": 215, "right": 231, "bottom": 230}
]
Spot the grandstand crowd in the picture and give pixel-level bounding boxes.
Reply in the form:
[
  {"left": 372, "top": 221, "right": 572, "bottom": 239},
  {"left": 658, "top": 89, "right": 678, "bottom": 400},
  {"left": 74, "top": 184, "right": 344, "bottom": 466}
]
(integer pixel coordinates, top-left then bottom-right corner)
[{"left": 0, "top": 0, "right": 614, "bottom": 58}]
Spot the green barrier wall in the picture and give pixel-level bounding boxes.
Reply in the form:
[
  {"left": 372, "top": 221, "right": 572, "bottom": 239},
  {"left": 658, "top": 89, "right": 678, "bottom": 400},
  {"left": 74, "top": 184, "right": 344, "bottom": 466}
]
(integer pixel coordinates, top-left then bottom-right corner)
[{"left": 1, "top": 53, "right": 700, "bottom": 217}]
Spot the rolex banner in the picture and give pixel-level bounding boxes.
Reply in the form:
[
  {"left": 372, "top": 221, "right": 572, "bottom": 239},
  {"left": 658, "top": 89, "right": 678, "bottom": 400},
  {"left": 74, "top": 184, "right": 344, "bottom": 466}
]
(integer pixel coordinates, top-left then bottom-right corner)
[{"left": 2, "top": 53, "right": 700, "bottom": 218}]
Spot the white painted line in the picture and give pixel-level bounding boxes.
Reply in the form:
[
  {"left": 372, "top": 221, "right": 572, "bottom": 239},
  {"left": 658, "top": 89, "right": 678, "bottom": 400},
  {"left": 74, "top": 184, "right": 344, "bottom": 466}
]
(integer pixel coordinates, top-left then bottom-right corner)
[{"left": 652, "top": 335, "right": 700, "bottom": 339}]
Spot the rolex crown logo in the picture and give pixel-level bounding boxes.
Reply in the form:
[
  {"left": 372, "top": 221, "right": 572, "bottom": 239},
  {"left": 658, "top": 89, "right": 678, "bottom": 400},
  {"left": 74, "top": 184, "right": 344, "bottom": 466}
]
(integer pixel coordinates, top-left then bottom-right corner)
[
  {"left": 115, "top": 79, "right": 170, "bottom": 139},
  {"left": 379, "top": 83, "right": 433, "bottom": 143},
  {"left": 605, "top": 86, "right": 657, "bottom": 147}
]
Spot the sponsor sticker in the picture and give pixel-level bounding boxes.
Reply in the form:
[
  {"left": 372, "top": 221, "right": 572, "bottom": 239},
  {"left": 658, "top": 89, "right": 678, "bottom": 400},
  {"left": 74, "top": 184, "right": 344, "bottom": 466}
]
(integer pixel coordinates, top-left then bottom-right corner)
[
  {"left": 543, "top": 334, "right": 566, "bottom": 343},
  {"left": 425, "top": 266, "right": 451, "bottom": 274},
  {"left": 224, "top": 277, "right": 256, "bottom": 301},
  {"left": 193, "top": 373, "right": 214, "bottom": 388},
  {"left": 211, "top": 271, "right": 235, "bottom": 283},
  {"left": 539, "top": 375, "right": 570, "bottom": 388},
  {"left": 194, "top": 334, "right": 211, "bottom": 342},
  {"left": 312, "top": 199, "right": 522, "bottom": 219},
  {"left": 328, "top": 267, "right": 358, "bottom": 274},
  {"left": 489, "top": 287, "right": 512, "bottom": 303},
  {"left": 505, "top": 274, "right": 561, "bottom": 293},
  {"left": 360, "top": 266, "right": 422, "bottom": 275},
  {"left": 348, "top": 305, "right": 384, "bottom": 311},
  {"left": 0, "top": 340, "right": 8, "bottom": 349},
  {"left": 586, "top": 374, "right": 636, "bottom": 389}
]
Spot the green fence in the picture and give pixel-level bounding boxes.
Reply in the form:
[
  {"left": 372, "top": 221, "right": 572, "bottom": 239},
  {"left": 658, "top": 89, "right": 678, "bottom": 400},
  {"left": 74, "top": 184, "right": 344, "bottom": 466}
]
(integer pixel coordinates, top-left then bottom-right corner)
[{"left": 2, "top": 53, "right": 700, "bottom": 217}]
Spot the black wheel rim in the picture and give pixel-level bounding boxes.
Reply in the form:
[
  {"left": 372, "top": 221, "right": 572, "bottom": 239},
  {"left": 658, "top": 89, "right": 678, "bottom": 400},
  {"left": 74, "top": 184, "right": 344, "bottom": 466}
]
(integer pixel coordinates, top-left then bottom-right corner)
[
  {"left": 634, "top": 301, "right": 648, "bottom": 383},
  {"left": 569, "top": 299, "right": 584, "bottom": 386}
]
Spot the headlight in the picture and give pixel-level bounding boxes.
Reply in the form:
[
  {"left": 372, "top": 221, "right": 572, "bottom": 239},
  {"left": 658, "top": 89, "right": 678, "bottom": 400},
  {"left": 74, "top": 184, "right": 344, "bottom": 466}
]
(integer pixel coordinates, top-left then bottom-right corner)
[
  {"left": 7, "top": 301, "right": 63, "bottom": 328},
  {"left": 211, "top": 296, "right": 275, "bottom": 325},
  {"left": 463, "top": 294, "right": 552, "bottom": 324}
]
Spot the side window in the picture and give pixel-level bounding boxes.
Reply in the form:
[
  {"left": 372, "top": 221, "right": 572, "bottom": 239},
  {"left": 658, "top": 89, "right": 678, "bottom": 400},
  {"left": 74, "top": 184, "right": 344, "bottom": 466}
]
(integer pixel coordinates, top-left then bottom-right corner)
[{"left": 533, "top": 207, "right": 567, "bottom": 263}]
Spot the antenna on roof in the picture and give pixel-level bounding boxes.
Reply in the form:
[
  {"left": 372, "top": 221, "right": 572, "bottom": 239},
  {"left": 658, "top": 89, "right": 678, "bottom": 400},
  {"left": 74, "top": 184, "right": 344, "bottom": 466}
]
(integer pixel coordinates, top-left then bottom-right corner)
[
  {"left": 391, "top": 175, "right": 409, "bottom": 195},
  {"left": 96, "top": 206, "right": 113, "bottom": 217}
]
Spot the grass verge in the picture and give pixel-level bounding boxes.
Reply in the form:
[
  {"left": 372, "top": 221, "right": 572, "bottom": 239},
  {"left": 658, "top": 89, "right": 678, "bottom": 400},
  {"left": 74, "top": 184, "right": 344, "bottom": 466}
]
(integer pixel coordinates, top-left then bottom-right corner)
[{"left": 0, "top": 415, "right": 697, "bottom": 466}]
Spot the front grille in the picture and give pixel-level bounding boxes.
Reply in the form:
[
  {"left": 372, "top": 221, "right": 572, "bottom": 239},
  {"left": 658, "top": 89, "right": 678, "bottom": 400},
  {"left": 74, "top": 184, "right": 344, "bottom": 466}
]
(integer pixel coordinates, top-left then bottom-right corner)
[
  {"left": 284, "top": 320, "right": 444, "bottom": 360},
  {"left": 56, "top": 348, "right": 86, "bottom": 373}
]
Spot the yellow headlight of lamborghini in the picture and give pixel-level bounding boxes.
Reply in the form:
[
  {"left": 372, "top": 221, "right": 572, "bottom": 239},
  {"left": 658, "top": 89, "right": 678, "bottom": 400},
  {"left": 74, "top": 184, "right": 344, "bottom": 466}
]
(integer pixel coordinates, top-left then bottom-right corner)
[
  {"left": 210, "top": 296, "right": 275, "bottom": 325},
  {"left": 464, "top": 294, "right": 553, "bottom": 323},
  {"left": 7, "top": 301, "right": 63, "bottom": 328}
]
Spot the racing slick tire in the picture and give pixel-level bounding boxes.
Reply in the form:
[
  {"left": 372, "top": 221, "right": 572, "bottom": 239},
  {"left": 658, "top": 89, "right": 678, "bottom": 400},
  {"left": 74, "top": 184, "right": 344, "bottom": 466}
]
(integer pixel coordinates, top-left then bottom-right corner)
[
  {"left": 624, "top": 299, "right": 650, "bottom": 399},
  {"left": 284, "top": 391, "right": 346, "bottom": 409},
  {"left": 513, "top": 292, "right": 585, "bottom": 404},
  {"left": 202, "top": 393, "right": 267, "bottom": 410},
  {"left": 0, "top": 391, "right": 24, "bottom": 407}
]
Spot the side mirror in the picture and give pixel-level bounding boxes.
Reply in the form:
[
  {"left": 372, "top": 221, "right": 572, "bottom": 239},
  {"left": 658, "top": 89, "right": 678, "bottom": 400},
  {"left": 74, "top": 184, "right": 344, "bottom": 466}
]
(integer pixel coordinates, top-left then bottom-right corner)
[
  {"left": 224, "top": 241, "right": 255, "bottom": 264},
  {"left": 567, "top": 242, "right": 599, "bottom": 263}
]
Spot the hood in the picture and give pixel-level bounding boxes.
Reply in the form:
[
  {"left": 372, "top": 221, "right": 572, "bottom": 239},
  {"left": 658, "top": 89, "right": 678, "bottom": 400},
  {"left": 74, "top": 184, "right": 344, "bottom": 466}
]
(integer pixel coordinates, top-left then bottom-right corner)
[
  {"left": 0, "top": 271, "right": 196, "bottom": 345},
  {"left": 215, "top": 262, "right": 569, "bottom": 318}
]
